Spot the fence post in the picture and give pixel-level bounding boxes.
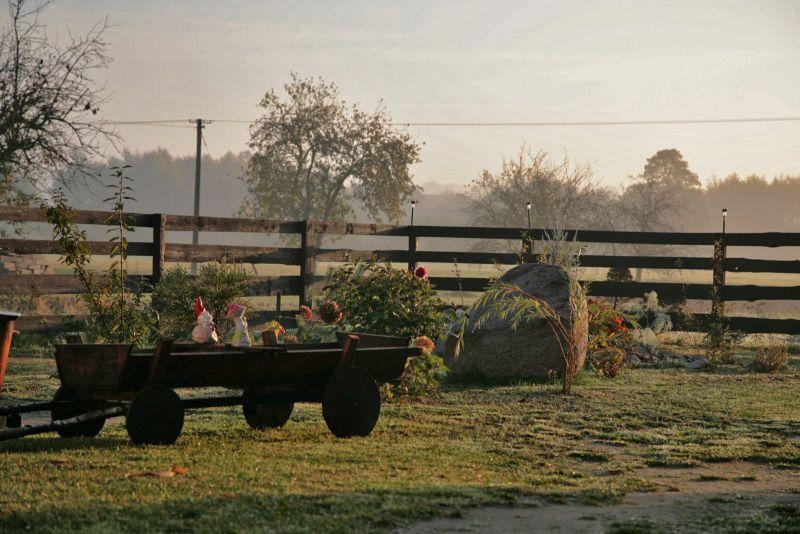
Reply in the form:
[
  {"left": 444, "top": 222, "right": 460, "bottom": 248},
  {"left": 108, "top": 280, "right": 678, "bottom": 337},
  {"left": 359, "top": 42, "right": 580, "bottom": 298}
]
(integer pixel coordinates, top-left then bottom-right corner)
[
  {"left": 407, "top": 226, "right": 417, "bottom": 272},
  {"left": 710, "top": 236, "right": 726, "bottom": 320},
  {"left": 300, "top": 220, "right": 316, "bottom": 307},
  {"left": 152, "top": 214, "right": 166, "bottom": 284},
  {"left": 521, "top": 231, "right": 534, "bottom": 264}
]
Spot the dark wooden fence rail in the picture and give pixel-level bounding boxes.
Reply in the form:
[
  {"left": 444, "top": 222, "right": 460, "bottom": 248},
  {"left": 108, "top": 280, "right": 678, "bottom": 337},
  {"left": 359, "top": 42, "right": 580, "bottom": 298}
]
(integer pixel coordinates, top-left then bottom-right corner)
[{"left": 1, "top": 206, "right": 799, "bottom": 334}]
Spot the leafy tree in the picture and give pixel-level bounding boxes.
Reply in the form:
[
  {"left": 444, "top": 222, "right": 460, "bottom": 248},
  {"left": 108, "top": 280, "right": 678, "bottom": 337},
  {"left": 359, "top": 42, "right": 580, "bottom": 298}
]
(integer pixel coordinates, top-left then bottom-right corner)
[
  {"left": 620, "top": 148, "right": 702, "bottom": 233},
  {"left": 0, "top": 1, "right": 115, "bottom": 202},
  {"left": 619, "top": 149, "right": 703, "bottom": 280},
  {"left": 241, "top": 74, "right": 421, "bottom": 224}
]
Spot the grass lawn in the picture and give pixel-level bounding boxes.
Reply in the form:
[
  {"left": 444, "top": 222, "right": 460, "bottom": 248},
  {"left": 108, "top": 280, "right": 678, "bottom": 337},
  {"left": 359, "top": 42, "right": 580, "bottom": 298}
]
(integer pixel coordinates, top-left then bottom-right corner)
[{"left": 1, "top": 342, "right": 799, "bottom": 532}]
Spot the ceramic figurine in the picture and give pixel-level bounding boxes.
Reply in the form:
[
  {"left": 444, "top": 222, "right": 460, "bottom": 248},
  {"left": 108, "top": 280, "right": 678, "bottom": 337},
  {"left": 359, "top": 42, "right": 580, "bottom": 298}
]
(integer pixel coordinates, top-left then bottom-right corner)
[
  {"left": 225, "top": 303, "right": 251, "bottom": 347},
  {"left": 191, "top": 296, "right": 219, "bottom": 344}
]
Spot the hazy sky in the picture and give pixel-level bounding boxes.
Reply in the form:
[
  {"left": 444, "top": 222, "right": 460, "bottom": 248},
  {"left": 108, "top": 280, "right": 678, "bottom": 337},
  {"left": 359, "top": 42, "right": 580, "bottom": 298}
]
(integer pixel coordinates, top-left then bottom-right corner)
[{"left": 21, "top": 0, "right": 800, "bottom": 188}]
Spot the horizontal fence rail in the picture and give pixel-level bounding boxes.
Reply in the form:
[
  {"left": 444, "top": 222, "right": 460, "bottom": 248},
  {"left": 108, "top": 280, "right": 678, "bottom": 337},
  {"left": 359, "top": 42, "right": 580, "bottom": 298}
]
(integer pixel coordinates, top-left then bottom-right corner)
[{"left": 1, "top": 206, "right": 799, "bottom": 335}]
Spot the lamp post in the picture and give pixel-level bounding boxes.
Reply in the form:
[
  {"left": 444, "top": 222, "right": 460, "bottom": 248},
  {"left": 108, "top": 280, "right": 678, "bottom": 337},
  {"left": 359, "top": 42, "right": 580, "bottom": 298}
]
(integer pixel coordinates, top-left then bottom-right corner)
[
  {"left": 526, "top": 201, "right": 532, "bottom": 230},
  {"left": 408, "top": 199, "right": 417, "bottom": 272},
  {"left": 721, "top": 208, "right": 727, "bottom": 234}
]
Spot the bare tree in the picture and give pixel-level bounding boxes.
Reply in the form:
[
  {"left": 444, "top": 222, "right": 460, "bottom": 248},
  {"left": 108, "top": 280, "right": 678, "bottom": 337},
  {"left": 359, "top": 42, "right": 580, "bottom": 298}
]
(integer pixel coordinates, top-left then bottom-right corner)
[
  {"left": 0, "top": 0, "right": 116, "bottom": 202},
  {"left": 465, "top": 147, "right": 616, "bottom": 231}
]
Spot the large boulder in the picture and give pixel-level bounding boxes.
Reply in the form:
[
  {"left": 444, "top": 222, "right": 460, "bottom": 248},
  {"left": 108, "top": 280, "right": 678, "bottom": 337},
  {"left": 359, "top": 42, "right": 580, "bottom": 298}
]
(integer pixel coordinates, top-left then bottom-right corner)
[{"left": 444, "top": 263, "right": 588, "bottom": 380}]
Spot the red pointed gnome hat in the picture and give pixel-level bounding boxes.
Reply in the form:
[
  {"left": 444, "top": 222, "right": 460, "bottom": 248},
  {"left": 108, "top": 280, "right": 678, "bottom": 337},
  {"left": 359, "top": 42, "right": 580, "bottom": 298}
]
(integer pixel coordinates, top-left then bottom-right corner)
[{"left": 194, "top": 296, "right": 206, "bottom": 317}]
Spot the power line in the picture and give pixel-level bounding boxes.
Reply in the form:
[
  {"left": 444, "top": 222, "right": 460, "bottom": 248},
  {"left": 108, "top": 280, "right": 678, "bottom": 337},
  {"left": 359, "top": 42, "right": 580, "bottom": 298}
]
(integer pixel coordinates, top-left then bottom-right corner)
[
  {"left": 199, "top": 130, "right": 235, "bottom": 216},
  {"left": 94, "top": 115, "right": 800, "bottom": 128}
]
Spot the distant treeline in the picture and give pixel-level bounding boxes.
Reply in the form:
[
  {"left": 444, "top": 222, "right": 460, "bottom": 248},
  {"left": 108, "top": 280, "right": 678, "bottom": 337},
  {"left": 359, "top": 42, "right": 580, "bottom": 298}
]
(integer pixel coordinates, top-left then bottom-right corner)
[{"left": 61, "top": 149, "right": 800, "bottom": 236}]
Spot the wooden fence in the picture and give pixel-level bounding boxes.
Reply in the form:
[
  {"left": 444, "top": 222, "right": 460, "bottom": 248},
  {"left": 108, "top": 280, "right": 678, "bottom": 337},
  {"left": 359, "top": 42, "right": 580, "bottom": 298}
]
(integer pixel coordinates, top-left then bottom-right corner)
[{"left": 1, "top": 206, "right": 799, "bottom": 334}]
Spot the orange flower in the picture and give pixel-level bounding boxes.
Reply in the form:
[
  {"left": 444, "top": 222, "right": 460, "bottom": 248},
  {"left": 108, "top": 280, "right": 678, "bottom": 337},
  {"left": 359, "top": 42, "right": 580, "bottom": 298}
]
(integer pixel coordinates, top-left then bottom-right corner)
[{"left": 412, "top": 336, "right": 435, "bottom": 354}]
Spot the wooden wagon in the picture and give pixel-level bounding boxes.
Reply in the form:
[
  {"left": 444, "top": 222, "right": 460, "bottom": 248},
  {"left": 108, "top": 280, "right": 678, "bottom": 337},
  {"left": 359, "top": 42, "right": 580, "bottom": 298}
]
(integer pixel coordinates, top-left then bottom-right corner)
[{"left": 0, "top": 332, "right": 421, "bottom": 445}]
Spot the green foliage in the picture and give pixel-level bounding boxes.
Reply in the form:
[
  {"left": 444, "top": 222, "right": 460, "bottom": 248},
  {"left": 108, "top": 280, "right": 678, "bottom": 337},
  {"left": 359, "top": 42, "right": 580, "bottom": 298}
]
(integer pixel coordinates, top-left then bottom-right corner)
[
  {"left": 323, "top": 260, "right": 447, "bottom": 339},
  {"left": 241, "top": 74, "right": 420, "bottom": 223},
  {"left": 150, "top": 264, "right": 252, "bottom": 339},
  {"left": 194, "top": 263, "right": 252, "bottom": 323},
  {"left": 704, "top": 317, "right": 744, "bottom": 364},
  {"left": 292, "top": 313, "right": 348, "bottom": 344},
  {"left": 383, "top": 349, "right": 447, "bottom": 401},
  {"left": 587, "top": 298, "right": 634, "bottom": 378},
  {"left": 149, "top": 266, "right": 195, "bottom": 337},
  {"left": 40, "top": 181, "right": 157, "bottom": 345}
]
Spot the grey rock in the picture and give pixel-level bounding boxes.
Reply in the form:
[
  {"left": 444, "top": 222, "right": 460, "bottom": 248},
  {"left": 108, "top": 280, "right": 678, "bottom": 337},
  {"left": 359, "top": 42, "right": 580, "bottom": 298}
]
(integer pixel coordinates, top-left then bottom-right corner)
[
  {"left": 623, "top": 354, "right": 641, "bottom": 365},
  {"left": 651, "top": 312, "right": 673, "bottom": 334},
  {"left": 433, "top": 336, "right": 446, "bottom": 356},
  {"left": 686, "top": 356, "right": 710, "bottom": 370},
  {"left": 444, "top": 263, "right": 588, "bottom": 380}
]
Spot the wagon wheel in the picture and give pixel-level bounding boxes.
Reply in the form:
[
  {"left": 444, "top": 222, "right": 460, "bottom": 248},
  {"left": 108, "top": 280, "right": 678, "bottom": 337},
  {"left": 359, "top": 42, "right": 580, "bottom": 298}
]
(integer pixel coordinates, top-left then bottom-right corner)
[
  {"left": 322, "top": 366, "right": 381, "bottom": 438},
  {"left": 51, "top": 387, "right": 106, "bottom": 438},
  {"left": 5, "top": 412, "right": 21, "bottom": 429},
  {"left": 242, "top": 388, "right": 293, "bottom": 430},
  {"left": 126, "top": 385, "right": 184, "bottom": 445}
]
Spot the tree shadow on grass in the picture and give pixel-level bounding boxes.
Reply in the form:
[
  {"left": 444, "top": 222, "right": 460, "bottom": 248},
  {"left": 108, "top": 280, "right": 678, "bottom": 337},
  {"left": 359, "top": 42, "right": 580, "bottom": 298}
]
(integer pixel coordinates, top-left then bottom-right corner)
[
  {"left": 0, "top": 485, "right": 522, "bottom": 532},
  {"left": 0, "top": 434, "right": 130, "bottom": 454}
]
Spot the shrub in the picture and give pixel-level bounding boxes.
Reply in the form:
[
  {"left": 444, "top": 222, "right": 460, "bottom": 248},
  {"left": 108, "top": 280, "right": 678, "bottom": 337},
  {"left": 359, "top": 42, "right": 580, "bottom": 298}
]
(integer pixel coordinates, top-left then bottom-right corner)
[
  {"left": 323, "top": 261, "right": 447, "bottom": 339},
  {"left": 150, "top": 266, "right": 195, "bottom": 337},
  {"left": 383, "top": 337, "right": 447, "bottom": 401},
  {"left": 586, "top": 298, "right": 633, "bottom": 378},
  {"left": 750, "top": 342, "right": 789, "bottom": 373},
  {"left": 704, "top": 317, "right": 743, "bottom": 364},
  {"left": 592, "top": 348, "right": 623, "bottom": 378},
  {"left": 151, "top": 263, "right": 251, "bottom": 339},
  {"left": 41, "top": 175, "right": 158, "bottom": 345}
]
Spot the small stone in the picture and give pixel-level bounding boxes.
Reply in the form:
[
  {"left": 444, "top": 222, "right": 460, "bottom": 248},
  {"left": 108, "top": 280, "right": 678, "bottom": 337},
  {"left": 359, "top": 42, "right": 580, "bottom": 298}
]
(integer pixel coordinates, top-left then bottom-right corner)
[{"left": 686, "top": 356, "right": 709, "bottom": 369}]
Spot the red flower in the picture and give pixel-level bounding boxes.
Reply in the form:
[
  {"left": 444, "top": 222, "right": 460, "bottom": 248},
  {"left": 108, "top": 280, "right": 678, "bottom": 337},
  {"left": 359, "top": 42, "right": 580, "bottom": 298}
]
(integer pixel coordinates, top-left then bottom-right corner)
[
  {"left": 299, "top": 305, "right": 313, "bottom": 321},
  {"left": 414, "top": 265, "right": 429, "bottom": 280},
  {"left": 318, "top": 300, "right": 343, "bottom": 324}
]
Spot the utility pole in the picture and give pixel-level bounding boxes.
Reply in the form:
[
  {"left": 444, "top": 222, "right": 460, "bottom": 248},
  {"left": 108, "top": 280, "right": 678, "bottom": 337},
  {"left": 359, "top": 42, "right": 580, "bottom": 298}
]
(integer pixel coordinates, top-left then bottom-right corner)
[{"left": 191, "top": 119, "right": 206, "bottom": 275}]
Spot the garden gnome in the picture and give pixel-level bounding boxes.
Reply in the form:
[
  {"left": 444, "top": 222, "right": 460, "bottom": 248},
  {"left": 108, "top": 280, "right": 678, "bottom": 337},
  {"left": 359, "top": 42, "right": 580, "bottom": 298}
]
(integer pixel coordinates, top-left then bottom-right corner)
[
  {"left": 191, "top": 296, "right": 219, "bottom": 344},
  {"left": 225, "top": 303, "right": 251, "bottom": 347}
]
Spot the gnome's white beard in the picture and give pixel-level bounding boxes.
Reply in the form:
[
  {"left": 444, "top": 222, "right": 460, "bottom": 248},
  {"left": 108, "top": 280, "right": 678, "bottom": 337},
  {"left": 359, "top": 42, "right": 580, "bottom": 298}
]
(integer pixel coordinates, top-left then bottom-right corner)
[{"left": 192, "top": 310, "right": 219, "bottom": 343}]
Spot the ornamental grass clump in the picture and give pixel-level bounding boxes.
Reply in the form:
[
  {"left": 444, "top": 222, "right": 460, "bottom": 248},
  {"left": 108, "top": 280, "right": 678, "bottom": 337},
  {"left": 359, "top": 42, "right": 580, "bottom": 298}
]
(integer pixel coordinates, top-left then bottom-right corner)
[
  {"left": 750, "top": 342, "right": 789, "bottom": 373},
  {"left": 454, "top": 228, "right": 587, "bottom": 394}
]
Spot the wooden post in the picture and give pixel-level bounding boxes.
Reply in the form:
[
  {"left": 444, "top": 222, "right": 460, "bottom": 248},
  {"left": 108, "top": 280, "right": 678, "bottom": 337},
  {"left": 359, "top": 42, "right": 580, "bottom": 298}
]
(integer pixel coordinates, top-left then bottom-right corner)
[
  {"left": 0, "top": 316, "right": 17, "bottom": 395},
  {"left": 300, "top": 220, "right": 316, "bottom": 307},
  {"left": 711, "top": 237, "right": 726, "bottom": 320},
  {"left": 521, "top": 232, "right": 534, "bottom": 264},
  {"left": 407, "top": 226, "right": 417, "bottom": 272},
  {"left": 147, "top": 338, "right": 174, "bottom": 385},
  {"left": 152, "top": 214, "right": 166, "bottom": 284}
]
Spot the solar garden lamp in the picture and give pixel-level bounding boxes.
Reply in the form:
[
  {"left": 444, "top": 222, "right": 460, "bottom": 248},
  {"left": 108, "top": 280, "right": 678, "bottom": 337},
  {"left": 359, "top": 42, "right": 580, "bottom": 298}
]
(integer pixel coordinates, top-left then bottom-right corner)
[
  {"left": 721, "top": 208, "right": 727, "bottom": 234},
  {"left": 526, "top": 201, "right": 532, "bottom": 230},
  {"left": 410, "top": 199, "right": 416, "bottom": 228}
]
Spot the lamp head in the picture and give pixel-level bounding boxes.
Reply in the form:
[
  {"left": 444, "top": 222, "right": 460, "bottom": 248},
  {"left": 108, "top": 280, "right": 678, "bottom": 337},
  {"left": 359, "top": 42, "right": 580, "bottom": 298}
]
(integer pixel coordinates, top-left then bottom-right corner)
[{"left": 526, "top": 201, "right": 531, "bottom": 211}]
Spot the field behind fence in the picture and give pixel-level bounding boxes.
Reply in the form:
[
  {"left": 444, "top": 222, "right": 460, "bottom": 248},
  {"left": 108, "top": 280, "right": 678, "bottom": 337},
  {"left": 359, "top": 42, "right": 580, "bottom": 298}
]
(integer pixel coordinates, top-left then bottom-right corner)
[{"left": 1, "top": 206, "right": 799, "bottom": 335}]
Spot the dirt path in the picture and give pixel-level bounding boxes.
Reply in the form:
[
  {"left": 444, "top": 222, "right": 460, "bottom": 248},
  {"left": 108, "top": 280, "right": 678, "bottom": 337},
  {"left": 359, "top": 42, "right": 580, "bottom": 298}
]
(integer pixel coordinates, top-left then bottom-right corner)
[{"left": 403, "top": 462, "right": 800, "bottom": 533}]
